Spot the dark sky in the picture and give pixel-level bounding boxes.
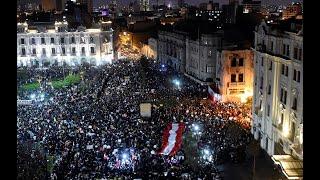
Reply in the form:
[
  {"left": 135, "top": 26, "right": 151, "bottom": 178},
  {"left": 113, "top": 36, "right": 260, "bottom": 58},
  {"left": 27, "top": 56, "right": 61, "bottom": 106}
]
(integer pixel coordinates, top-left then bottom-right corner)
[{"left": 94, "top": 0, "right": 303, "bottom": 7}]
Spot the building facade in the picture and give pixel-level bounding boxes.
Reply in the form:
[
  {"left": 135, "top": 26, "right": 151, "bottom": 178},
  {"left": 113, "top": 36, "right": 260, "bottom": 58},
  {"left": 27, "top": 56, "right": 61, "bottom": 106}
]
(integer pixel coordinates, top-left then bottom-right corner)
[
  {"left": 215, "top": 49, "right": 254, "bottom": 103},
  {"left": 17, "top": 21, "right": 114, "bottom": 67},
  {"left": 186, "top": 33, "right": 223, "bottom": 82},
  {"left": 282, "top": 2, "right": 302, "bottom": 20},
  {"left": 158, "top": 30, "right": 187, "bottom": 73},
  {"left": 252, "top": 21, "right": 303, "bottom": 161}
]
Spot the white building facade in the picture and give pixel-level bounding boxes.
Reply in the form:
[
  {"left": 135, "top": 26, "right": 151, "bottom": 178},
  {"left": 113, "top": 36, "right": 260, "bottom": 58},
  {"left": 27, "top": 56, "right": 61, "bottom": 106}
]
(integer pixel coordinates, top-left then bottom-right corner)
[
  {"left": 252, "top": 21, "right": 303, "bottom": 161},
  {"left": 158, "top": 30, "right": 222, "bottom": 83},
  {"left": 17, "top": 21, "right": 114, "bottom": 67}
]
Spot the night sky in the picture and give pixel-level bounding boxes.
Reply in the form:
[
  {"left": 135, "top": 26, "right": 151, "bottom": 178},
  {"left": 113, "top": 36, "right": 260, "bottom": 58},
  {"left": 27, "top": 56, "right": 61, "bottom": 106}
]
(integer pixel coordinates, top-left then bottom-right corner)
[{"left": 93, "top": 0, "right": 303, "bottom": 7}]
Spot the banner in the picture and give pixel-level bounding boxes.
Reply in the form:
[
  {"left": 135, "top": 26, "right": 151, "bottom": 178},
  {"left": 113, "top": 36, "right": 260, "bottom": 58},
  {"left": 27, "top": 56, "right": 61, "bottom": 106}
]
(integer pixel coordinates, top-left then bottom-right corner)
[
  {"left": 208, "top": 86, "right": 221, "bottom": 103},
  {"left": 159, "top": 122, "right": 185, "bottom": 156}
]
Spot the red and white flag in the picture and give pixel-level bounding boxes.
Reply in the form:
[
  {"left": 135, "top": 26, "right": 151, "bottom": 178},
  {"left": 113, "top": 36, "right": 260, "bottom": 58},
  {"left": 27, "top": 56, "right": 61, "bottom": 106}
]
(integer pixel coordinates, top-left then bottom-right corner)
[{"left": 158, "top": 122, "right": 185, "bottom": 156}]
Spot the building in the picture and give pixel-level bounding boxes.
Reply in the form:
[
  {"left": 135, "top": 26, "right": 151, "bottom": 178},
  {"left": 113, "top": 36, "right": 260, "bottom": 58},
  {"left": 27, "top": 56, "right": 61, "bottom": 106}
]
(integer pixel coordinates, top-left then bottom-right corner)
[
  {"left": 17, "top": 20, "right": 114, "bottom": 67},
  {"left": 141, "top": 37, "right": 158, "bottom": 59},
  {"left": 282, "top": 2, "right": 302, "bottom": 20},
  {"left": 178, "top": 0, "right": 185, "bottom": 8},
  {"left": 215, "top": 48, "right": 254, "bottom": 103},
  {"left": 78, "top": 0, "right": 93, "bottom": 14},
  {"left": 56, "top": 0, "right": 67, "bottom": 12},
  {"left": 158, "top": 30, "right": 187, "bottom": 73},
  {"left": 41, "top": 0, "right": 56, "bottom": 11},
  {"left": 251, "top": 20, "right": 303, "bottom": 178},
  {"left": 221, "top": 2, "right": 239, "bottom": 24},
  {"left": 185, "top": 32, "right": 223, "bottom": 82},
  {"left": 242, "top": 0, "right": 261, "bottom": 14},
  {"left": 140, "top": 0, "right": 150, "bottom": 11}
]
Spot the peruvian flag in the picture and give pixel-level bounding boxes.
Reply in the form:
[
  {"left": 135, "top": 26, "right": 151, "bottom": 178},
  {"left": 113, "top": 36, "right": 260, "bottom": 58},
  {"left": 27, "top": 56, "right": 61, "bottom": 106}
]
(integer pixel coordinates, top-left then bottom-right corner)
[{"left": 158, "top": 122, "right": 185, "bottom": 156}]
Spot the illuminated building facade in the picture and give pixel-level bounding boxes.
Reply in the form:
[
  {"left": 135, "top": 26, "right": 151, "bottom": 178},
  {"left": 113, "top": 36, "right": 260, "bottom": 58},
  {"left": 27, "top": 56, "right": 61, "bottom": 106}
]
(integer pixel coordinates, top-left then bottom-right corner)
[
  {"left": 282, "top": 2, "right": 302, "bottom": 20},
  {"left": 252, "top": 21, "right": 303, "bottom": 160},
  {"left": 215, "top": 49, "right": 254, "bottom": 103},
  {"left": 17, "top": 21, "right": 114, "bottom": 67}
]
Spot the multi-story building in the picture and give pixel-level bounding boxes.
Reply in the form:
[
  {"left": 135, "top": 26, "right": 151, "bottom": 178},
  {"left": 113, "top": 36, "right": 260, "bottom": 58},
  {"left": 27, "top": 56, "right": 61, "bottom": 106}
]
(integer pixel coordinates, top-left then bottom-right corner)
[
  {"left": 242, "top": 0, "right": 261, "bottom": 14},
  {"left": 140, "top": 0, "right": 150, "bottom": 11},
  {"left": 282, "top": 2, "right": 302, "bottom": 20},
  {"left": 158, "top": 27, "right": 223, "bottom": 83},
  {"left": 252, "top": 20, "right": 303, "bottom": 169},
  {"left": 185, "top": 32, "right": 223, "bottom": 82},
  {"left": 158, "top": 30, "right": 187, "bottom": 73},
  {"left": 215, "top": 48, "right": 254, "bottom": 102},
  {"left": 17, "top": 20, "right": 114, "bottom": 67}
]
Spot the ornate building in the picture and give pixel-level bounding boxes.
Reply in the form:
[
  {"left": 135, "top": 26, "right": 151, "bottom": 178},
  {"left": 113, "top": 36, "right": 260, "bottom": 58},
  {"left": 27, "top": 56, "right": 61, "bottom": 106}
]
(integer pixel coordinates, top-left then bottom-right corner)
[
  {"left": 215, "top": 48, "right": 254, "bottom": 103},
  {"left": 252, "top": 21, "right": 303, "bottom": 163},
  {"left": 17, "top": 20, "right": 114, "bottom": 67}
]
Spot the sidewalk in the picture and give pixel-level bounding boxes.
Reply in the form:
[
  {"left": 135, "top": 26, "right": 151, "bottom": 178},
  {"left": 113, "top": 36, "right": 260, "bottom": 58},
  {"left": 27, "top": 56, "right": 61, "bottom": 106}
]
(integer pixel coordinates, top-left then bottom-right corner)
[{"left": 219, "top": 150, "right": 282, "bottom": 180}]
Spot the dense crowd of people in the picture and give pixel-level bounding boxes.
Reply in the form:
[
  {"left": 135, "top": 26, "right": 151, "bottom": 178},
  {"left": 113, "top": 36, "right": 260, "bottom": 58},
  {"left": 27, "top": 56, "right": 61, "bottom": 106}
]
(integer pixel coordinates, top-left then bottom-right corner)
[{"left": 17, "top": 59, "right": 253, "bottom": 179}]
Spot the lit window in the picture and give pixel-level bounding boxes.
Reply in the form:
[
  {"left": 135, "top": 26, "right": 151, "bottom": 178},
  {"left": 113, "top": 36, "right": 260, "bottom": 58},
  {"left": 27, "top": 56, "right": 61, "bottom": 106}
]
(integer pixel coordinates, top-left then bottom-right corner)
[{"left": 238, "top": 74, "right": 244, "bottom": 82}]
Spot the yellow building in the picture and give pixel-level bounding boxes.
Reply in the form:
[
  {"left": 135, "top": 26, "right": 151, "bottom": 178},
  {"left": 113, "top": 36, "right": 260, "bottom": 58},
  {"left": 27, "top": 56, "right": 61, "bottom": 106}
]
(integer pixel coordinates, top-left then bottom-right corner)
[{"left": 215, "top": 48, "right": 254, "bottom": 103}]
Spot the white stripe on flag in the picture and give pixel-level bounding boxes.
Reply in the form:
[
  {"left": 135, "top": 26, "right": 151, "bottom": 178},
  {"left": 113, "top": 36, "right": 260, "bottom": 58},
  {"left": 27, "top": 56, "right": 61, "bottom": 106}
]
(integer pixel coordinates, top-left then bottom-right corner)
[{"left": 162, "top": 123, "right": 179, "bottom": 155}]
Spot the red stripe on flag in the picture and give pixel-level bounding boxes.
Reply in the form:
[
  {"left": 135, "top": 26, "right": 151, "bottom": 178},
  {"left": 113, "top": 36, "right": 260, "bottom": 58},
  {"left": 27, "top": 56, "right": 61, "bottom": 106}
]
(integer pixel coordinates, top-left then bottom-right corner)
[
  {"left": 169, "top": 122, "right": 185, "bottom": 156},
  {"left": 158, "top": 123, "right": 172, "bottom": 154}
]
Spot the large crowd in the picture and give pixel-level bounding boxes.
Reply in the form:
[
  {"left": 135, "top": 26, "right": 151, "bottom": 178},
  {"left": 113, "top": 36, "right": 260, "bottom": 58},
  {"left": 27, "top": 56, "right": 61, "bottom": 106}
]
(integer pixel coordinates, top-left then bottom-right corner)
[{"left": 17, "top": 59, "right": 253, "bottom": 179}]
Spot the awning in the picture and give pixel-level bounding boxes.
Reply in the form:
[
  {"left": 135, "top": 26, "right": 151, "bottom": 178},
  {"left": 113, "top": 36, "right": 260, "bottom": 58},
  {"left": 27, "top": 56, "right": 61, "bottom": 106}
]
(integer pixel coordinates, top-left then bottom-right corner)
[{"left": 271, "top": 155, "right": 303, "bottom": 179}]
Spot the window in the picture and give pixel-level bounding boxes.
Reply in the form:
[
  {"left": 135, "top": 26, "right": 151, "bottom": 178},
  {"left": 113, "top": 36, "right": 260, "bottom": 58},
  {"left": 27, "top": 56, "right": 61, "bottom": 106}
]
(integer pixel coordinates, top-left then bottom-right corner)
[
  {"left": 72, "top": 47, "right": 76, "bottom": 54},
  {"left": 71, "top": 37, "right": 75, "bottom": 44},
  {"left": 21, "top": 48, "right": 26, "bottom": 55},
  {"left": 290, "top": 121, "right": 296, "bottom": 141},
  {"left": 268, "top": 84, "right": 271, "bottom": 95},
  {"left": 281, "top": 64, "right": 285, "bottom": 75},
  {"left": 41, "top": 37, "right": 45, "bottom": 44},
  {"left": 208, "top": 50, "right": 212, "bottom": 57},
  {"left": 62, "top": 47, "right": 66, "bottom": 55},
  {"left": 269, "top": 61, "right": 272, "bottom": 70},
  {"left": 297, "top": 71, "right": 300, "bottom": 83},
  {"left": 292, "top": 97, "right": 297, "bottom": 110},
  {"left": 61, "top": 37, "right": 65, "bottom": 44},
  {"left": 80, "top": 36, "right": 85, "bottom": 43},
  {"left": 261, "top": 57, "right": 264, "bottom": 66},
  {"left": 42, "top": 48, "right": 46, "bottom": 55},
  {"left": 231, "top": 58, "right": 237, "bottom": 67},
  {"left": 81, "top": 47, "right": 85, "bottom": 55},
  {"left": 21, "top": 38, "right": 25, "bottom": 44},
  {"left": 285, "top": 66, "right": 288, "bottom": 77},
  {"left": 32, "top": 48, "right": 36, "bottom": 55},
  {"left": 206, "top": 66, "right": 213, "bottom": 73},
  {"left": 90, "top": 36, "right": 94, "bottom": 43},
  {"left": 282, "top": 44, "right": 286, "bottom": 55},
  {"left": 51, "top": 37, "right": 54, "bottom": 44},
  {"left": 238, "top": 74, "right": 244, "bottom": 82},
  {"left": 90, "top": 47, "right": 95, "bottom": 54},
  {"left": 298, "top": 48, "right": 302, "bottom": 60},
  {"left": 260, "top": 76, "right": 263, "bottom": 89},
  {"left": 294, "top": 47, "right": 298, "bottom": 59},
  {"left": 286, "top": 45, "right": 290, "bottom": 56},
  {"left": 293, "top": 69, "right": 297, "bottom": 81},
  {"left": 281, "top": 89, "right": 287, "bottom": 104},
  {"left": 267, "top": 104, "right": 270, "bottom": 117},
  {"left": 270, "top": 41, "right": 273, "bottom": 51},
  {"left": 31, "top": 38, "right": 35, "bottom": 44},
  {"left": 239, "top": 58, "right": 244, "bottom": 66},
  {"left": 52, "top": 48, "right": 56, "bottom": 55},
  {"left": 231, "top": 74, "right": 236, "bottom": 82}
]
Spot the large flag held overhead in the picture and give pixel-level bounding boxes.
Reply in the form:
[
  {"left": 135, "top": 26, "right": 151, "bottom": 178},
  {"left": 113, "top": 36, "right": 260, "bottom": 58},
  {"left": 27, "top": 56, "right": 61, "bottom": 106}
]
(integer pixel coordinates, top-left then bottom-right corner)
[{"left": 158, "top": 122, "right": 185, "bottom": 156}]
